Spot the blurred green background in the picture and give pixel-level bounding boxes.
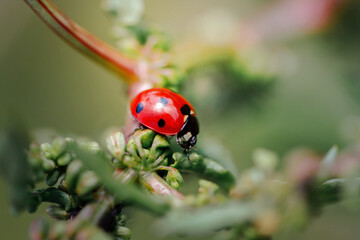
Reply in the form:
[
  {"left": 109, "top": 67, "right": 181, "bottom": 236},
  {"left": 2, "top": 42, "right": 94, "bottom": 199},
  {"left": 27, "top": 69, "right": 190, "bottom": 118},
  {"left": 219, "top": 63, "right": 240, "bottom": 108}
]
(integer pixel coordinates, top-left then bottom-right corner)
[{"left": 1, "top": 0, "right": 360, "bottom": 239}]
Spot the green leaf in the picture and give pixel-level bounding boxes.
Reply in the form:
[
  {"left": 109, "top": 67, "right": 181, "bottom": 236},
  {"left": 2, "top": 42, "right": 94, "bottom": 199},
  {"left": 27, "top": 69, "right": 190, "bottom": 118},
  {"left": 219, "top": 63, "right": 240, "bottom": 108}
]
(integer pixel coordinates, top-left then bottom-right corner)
[
  {"left": 0, "top": 128, "right": 32, "bottom": 214},
  {"left": 156, "top": 201, "right": 259, "bottom": 236},
  {"left": 31, "top": 187, "right": 76, "bottom": 211}
]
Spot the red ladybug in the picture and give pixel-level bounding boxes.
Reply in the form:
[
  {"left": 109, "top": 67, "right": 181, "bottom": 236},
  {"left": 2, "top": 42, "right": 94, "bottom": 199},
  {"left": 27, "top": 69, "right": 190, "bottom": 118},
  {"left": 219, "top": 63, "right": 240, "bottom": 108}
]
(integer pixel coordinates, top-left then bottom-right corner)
[{"left": 130, "top": 88, "right": 199, "bottom": 151}]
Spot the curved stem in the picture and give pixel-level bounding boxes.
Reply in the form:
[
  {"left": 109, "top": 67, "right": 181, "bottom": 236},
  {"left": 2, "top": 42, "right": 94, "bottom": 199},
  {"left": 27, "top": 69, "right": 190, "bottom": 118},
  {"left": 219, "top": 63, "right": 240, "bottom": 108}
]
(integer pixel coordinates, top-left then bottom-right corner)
[
  {"left": 24, "top": 0, "right": 139, "bottom": 83},
  {"left": 139, "top": 171, "right": 184, "bottom": 200}
]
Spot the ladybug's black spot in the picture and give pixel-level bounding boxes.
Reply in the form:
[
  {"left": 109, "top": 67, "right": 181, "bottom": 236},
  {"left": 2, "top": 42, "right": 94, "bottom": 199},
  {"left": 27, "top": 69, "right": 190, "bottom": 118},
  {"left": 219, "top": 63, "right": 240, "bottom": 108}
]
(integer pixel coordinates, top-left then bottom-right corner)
[
  {"left": 159, "top": 97, "right": 168, "bottom": 106},
  {"left": 158, "top": 119, "right": 165, "bottom": 128},
  {"left": 136, "top": 102, "right": 144, "bottom": 113},
  {"left": 180, "top": 104, "right": 191, "bottom": 115}
]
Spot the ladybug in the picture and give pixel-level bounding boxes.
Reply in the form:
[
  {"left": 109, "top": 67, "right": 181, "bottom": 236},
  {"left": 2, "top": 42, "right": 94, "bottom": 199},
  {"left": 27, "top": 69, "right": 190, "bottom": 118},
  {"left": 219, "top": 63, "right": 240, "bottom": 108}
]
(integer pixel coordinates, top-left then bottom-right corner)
[{"left": 130, "top": 88, "right": 199, "bottom": 151}]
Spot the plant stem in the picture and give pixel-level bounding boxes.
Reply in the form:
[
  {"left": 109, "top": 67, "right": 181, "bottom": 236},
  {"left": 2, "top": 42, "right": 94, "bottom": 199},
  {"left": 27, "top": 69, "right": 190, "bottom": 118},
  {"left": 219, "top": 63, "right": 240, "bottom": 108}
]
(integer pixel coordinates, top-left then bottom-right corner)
[
  {"left": 23, "top": 0, "right": 140, "bottom": 82},
  {"left": 139, "top": 171, "right": 184, "bottom": 200}
]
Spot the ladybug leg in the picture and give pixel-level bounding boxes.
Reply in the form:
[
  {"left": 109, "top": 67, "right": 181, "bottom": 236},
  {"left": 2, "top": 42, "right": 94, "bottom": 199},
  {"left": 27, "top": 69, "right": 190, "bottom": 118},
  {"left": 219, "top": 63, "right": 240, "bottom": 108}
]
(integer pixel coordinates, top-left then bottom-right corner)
[
  {"left": 134, "top": 124, "right": 145, "bottom": 131},
  {"left": 126, "top": 125, "right": 145, "bottom": 140},
  {"left": 128, "top": 125, "right": 146, "bottom": 139},
  {"left": 183, "top": 148, "right": 190, "bottom": 159}
]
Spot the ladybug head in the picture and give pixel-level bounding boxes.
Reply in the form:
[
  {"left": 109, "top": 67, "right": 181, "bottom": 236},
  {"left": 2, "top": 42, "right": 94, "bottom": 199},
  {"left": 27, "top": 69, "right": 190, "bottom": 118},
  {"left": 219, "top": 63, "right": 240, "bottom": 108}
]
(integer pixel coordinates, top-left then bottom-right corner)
[{"left": 176, "top": 116, "right": 199, "bottom": 151}]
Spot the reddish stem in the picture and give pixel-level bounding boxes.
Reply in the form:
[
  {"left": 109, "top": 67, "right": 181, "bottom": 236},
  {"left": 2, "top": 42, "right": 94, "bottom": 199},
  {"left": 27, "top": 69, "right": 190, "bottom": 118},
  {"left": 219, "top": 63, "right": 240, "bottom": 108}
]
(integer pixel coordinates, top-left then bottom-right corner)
[
  {"left": 140, "top": 171, "right": 184, "bottom": 200},
  {"left": 24, "top": 0, "right": 140, "bottom": 82}
]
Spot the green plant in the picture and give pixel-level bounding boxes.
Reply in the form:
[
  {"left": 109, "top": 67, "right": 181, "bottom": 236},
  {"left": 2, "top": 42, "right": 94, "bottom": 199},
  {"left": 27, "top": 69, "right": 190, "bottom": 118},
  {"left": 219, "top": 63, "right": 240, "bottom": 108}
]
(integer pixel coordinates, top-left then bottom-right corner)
[{"left": 1, "top": 0, "right": 360, "bottom": 240}]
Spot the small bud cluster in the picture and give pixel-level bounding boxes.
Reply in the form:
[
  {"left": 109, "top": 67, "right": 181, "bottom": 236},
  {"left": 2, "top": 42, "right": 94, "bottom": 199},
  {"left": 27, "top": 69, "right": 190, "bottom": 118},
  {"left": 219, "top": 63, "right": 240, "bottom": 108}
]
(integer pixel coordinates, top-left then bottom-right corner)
[
  {"left": 26, "top": 137, "right": 103, "bottom": 213},
  {"left": 24, "top": 136, "right": 132, "bottom": 239},
  {"left": 106, "top": 129, "right": 235, "bottom": 191},
  {"left": 4, "top": 128, "right": 236, "bottom": 240}
]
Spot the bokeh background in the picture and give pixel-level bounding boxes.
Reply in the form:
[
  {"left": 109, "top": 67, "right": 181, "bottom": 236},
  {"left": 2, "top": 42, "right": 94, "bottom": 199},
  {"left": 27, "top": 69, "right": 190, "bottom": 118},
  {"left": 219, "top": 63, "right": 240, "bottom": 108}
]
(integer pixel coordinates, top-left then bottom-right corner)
[{"left": 1, "top": 0, "right": 360, "bottom": 239}]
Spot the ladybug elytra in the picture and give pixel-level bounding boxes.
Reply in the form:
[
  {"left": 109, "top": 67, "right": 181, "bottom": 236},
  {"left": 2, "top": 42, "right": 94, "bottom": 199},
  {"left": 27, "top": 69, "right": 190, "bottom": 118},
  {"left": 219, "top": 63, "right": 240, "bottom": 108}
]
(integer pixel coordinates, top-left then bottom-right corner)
[{"left": 130, "top": 88, "right": 199, "bottom": 151}]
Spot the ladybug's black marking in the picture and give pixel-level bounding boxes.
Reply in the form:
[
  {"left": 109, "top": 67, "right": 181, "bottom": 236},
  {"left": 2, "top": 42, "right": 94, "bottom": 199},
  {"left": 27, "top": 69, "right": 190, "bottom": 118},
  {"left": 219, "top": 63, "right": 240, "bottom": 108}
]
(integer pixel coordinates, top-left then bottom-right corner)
[
  {"left": 136, "top": 102, "right": 144, "bottom": 113},
  {"left": 159, "top": 97, "right": 168, "bottom": 106},
  {"left": 158, "top": 119, "right": 165, "bottom": 127},
  {"left": 180, "top": 104, "right": 191, "bottom": 115}
]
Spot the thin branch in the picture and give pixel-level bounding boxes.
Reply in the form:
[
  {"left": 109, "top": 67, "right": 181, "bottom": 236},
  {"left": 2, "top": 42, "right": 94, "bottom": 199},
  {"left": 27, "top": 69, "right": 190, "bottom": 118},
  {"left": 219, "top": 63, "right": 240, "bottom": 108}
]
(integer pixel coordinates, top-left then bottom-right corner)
[{"left": 24, "top": 0, "right": 140, "bottom": 83}]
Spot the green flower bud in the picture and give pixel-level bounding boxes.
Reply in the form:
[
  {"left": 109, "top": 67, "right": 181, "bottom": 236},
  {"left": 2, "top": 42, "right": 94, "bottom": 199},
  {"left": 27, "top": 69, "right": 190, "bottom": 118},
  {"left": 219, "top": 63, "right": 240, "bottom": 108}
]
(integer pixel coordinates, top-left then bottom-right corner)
[
  {"left": 112, "top": 158, "right": 124, "bottom": 168},
  {"left": 148, "top": 135, "right": 170, "bottom": 164},
  {"left": 46, "top": 169, "right": 61, "bottom": 186},
  {"left": 125, "top": 139, "right": 141, "bottom": 162},
  {"left": 165, "top": 167, "right": 183, "bottom": 190},
  {"left": 41, "top": 143, "right": 53, "bottom": 159},
  {"left": 65, "top": 160, "right": 84, "bottom": 191},
  {"left": 122, "top": 155, "right": 138, "bottom": 169},
  {"left": 51, "top": 137, "right": 67, "bottom": 159},
  {"left": 113, "top": 226, "right": 132, "bottom": 240},
  {"left": 106, "top": 131, "right": 126, "bottom": 161},
  {"left": 198, "top": 179, "right": 219, "bottom": 194},
  {"left": 80, "top": 141, "right": 100, "bottom": 154},
  {"left": 155, "top": 166, "right": 183, "bottom": 190},
  {"left": 135, "top": 129, "right": 157, "bottom": 149},
  {"left": 172, "top": 152, "right": 205, "bottom": 172},
  {"left": 122, "top": 130, "right": 172, "bottom": 170},
  {"left": 46, "top": 205, "right": 70, "bottom": 220},
  {"left": 75, "top": 171, "right": 101, "bottom": 197},
  {"left": 134, "top": 129, "right": 156, "bottom": 160},
  {"left": 42, "top": 157, "right": 56, "bottom": 172},
  {"left": 115, "top": 214, "right": 127, "bottom": 226},
  {"left": 149, "top": 149, "right": 171, "bottom": 168},
  {"left": 57, "top": 153, "right": 72, "bottom": 166}
]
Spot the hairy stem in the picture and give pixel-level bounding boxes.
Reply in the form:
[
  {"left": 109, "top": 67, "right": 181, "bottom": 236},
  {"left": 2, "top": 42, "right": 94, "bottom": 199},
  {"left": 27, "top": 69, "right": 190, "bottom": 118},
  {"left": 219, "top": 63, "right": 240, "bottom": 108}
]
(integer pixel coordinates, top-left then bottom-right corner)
[{"left": 24, "top": 0, "right": 140, "bottom": 82}]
